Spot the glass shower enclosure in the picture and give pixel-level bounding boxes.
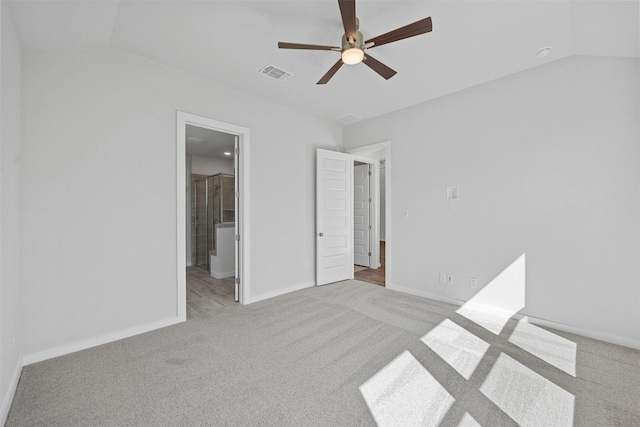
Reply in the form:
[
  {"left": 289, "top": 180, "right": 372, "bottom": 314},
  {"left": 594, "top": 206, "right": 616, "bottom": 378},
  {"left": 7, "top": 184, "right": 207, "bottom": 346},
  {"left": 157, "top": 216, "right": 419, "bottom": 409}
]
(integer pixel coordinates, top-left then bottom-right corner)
[{"left": 191, "top": 173, "right": 235, "bottom": 271}]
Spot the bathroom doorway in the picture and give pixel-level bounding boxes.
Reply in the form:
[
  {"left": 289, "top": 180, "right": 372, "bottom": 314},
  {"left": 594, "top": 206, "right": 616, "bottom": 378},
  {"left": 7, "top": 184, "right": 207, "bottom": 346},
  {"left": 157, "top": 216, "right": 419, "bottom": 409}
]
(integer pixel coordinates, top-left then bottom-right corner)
[
  {"left": 186, "top": 125, "right": 238, "bottom": 315},
  {"left": 177, "top": 111, "right": 251, "bottom": 320}
]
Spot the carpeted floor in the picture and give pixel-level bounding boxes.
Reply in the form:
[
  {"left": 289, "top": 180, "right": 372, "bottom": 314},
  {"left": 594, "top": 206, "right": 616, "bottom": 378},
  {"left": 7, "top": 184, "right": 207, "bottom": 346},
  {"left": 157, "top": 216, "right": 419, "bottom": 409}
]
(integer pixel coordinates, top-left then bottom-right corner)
[{"left": 6, "top": 280, "right": 640, "bottom": 426}]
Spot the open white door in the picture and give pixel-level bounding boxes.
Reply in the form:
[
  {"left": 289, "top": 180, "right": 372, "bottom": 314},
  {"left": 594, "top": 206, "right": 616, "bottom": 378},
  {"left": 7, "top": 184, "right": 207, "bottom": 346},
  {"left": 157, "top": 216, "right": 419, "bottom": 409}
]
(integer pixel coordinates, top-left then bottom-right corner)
[
  {"left": 234, "top": 136, "right": 240, "bottom": 302},
  {"left": 354, "top": 163, "right": 371, "bottom": 267},
  {"left": 316, "top": 149, "right": 354, "bottom": 286}
]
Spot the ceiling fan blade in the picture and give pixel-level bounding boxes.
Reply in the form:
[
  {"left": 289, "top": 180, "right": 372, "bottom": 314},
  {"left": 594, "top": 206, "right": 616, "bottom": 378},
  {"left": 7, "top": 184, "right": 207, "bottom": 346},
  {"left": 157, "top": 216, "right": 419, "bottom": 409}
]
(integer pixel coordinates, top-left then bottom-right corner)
[
  {"left": 362, "top": 54, "right": 397, "bottom": 80},
  {"left": 278, "top": 42, "right": 340, "bottom": 51},
  {"left": 365, "top": 17, "right": 432, "bottom": 49},
  {"left": 338, "top": 0, "right": 357, "bottom": 39},
  {"left": 317, "top": 59, "right": 344, "bottom": 85}
]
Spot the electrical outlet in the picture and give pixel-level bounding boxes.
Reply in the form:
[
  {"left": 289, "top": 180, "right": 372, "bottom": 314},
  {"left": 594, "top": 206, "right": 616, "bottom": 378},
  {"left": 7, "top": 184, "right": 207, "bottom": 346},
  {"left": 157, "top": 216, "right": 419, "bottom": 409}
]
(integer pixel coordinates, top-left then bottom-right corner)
[
  {"left": 439, "top": 273, "right": 447, "bottom": 284},
  {"left": 447, "top": 275, "right": 453, "bottom": 284},
  {"left": 470, "top": 277, "right": 478, "bottom": 289}
]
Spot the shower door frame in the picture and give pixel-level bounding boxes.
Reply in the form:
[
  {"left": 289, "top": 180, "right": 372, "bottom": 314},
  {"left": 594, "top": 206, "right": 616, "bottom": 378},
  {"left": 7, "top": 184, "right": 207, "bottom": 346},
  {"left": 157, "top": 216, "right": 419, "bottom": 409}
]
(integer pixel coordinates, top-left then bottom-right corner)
[
  {"left": 192, "top": 176, "right": 211, "bottom": 271},
  {"left": 191, "top": 173, "right": 236, "bottom": 271},
  {"left": 177, "top": 111, "right": 251, "bottom": 318}
]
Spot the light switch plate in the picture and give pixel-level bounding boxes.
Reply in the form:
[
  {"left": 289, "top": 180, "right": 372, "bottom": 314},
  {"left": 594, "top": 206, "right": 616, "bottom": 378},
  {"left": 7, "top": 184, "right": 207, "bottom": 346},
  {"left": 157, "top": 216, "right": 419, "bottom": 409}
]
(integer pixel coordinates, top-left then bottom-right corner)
[{"left": 447, "top": 186, "right": 459, "bottom": 201}]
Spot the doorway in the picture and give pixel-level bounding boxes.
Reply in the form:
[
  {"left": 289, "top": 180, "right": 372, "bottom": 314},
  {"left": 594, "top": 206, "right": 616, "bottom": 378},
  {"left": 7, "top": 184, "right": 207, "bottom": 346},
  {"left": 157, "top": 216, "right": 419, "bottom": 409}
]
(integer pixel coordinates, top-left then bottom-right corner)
[
  {"left": 176, "top": 112, "right": 251, "bottom": 321},
  {"left": 352, "top": 156, "right": 385, "bottom": 287},
  {"left": 348, "top": 142, "right": 390, "bottom": 288},
  {"left": 315, "top": 142, "right": 390, "bottom": 288},
  {"left": 185, "top": 125, "right": 237, "bottom": 315}
]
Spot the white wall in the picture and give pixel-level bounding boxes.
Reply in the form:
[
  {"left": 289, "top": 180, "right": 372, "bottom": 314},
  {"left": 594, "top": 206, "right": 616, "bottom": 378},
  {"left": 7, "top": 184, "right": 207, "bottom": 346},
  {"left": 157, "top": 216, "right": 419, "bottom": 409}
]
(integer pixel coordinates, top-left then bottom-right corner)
[
  {"left": 0, "top": 2, "right": 22, "bottom": 420},
  {"left": 21, "top": 47, "right": 342, "bottom": 357},
  {"left": 190, "top": 154, "right": 233, "bottom": 176},
  {"left": 344, "top": 56, "right": 640, "bottom": 345}
]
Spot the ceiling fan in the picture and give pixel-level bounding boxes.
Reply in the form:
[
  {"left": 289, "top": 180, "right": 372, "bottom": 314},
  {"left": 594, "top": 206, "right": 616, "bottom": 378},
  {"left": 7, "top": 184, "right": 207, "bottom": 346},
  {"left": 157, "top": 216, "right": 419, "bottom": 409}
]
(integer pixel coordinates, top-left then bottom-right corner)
[{"left": 278, "top": 0, "right": 433, "bottom": 85}]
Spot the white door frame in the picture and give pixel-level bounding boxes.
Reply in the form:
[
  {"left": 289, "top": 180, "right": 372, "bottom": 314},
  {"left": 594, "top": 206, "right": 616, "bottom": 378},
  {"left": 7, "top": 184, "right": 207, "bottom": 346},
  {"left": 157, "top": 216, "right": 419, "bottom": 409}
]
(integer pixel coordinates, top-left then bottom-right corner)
[
  {"left": 346, "top": 141, "right": 391, "bottom": 287},
  {"left": 176, "top": 111, "right": 251, "bottom": 319}
]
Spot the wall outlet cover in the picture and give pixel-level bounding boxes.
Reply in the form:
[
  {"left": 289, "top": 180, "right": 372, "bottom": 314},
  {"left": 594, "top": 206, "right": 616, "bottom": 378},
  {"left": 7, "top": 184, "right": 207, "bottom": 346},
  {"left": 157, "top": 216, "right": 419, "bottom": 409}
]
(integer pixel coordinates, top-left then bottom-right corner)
[{"left": 447, "top": 186, "right": 459, "bottom": 201}]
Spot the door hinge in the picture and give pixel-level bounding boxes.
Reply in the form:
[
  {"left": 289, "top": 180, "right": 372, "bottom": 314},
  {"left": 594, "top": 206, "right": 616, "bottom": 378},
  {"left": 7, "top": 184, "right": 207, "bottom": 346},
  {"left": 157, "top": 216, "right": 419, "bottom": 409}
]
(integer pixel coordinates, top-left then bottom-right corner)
[
  {"left": 236, "top": 191, "right": 239, "bottom": 198},
  {"left": 369, "top": 198, "right": 372, "bottom": 203},
  {"left": 369, "top": 225, "right": 372, "bottom": 230},
  {"left": 235, "top": 235, "right": 240, "bottom": 241},
  {"left": 368, "top": 171, "right": 372, "bottom": 176},
  {"left": 235, "top": 148, "right": 239, "bottom": 155},
  {"left": 368, "top": 252, "right": 372, "bottom": 257},
  {"left": 235, "top": 277, "right": 240, "bottom": 285}
]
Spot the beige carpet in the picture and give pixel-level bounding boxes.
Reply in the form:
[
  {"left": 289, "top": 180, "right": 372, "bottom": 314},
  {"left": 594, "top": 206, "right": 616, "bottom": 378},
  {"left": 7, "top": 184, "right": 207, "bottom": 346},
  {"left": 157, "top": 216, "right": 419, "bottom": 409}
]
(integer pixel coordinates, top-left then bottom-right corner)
[{"left": 7, "top": 280, "right": 640, "bottom": 426}]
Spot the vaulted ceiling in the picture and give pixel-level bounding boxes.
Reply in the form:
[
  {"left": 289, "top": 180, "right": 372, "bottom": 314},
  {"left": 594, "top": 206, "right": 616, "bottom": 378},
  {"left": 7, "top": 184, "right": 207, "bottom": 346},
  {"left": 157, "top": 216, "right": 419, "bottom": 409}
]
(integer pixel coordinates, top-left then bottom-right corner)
[{"left": 8, "top": 1, "right": 639, "bottom": 124}]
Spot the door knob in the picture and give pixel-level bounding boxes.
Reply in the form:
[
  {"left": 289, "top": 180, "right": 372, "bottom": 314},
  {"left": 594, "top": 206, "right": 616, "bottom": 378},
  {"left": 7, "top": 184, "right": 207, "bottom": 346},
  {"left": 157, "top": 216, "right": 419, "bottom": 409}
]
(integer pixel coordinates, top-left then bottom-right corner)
[{"left": 319, "top": 232, "right": 324, "bottom": 237}]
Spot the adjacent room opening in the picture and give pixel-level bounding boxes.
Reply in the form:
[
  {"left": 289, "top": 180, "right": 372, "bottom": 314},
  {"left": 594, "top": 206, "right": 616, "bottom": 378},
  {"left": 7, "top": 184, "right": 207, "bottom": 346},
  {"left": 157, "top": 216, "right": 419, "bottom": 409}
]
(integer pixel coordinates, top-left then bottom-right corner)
[
  {"left": 185, "top": 124, "right": 238, "bottom": 315},
  {"left": 353, "top": 157, "right": 386, "bottom": 287}
]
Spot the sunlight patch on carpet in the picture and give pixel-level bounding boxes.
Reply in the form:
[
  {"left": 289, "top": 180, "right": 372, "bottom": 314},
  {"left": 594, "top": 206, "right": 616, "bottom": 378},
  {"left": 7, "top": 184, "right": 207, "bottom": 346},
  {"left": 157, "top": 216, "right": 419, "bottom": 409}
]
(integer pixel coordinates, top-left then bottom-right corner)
[
  {"left": 360, "top": 351, "right": 454, "bottom": 426},
  {"left": 508, "top": 317, "right": 577, "bottom": 376},
  {"left": 480, "top": 353, "right": 574, "bottom": 427},
  {"left": 421, "top": 319, "right": 490, "bottom": 380},
  {"left": 459, "top": 412, "right": 482, "bottom": 426}
]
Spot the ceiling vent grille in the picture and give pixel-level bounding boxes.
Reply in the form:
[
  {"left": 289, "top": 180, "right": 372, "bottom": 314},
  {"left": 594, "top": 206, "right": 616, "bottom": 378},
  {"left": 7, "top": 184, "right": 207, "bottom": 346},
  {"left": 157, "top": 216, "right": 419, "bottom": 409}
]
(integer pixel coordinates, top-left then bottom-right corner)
[
  {"left": 259, "top": 64, "right": 292, "bottom": 81},
  {"left": 337, "top": 113, "right": 362, "bottom": 124}
]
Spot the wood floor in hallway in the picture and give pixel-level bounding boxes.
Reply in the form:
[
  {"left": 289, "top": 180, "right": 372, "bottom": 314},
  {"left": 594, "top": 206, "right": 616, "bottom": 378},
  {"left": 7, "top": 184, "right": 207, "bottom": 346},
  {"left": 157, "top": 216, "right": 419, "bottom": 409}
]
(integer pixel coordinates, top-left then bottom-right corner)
[{"left": 354, "top": 241, "right": 385, "bottom": 287}]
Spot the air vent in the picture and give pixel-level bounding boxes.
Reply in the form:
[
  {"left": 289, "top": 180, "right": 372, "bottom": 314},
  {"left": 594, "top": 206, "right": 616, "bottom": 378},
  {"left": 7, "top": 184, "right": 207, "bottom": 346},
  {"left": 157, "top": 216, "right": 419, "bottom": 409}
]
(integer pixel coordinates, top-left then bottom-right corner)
[
  {"left": 259, "top": 64, "right": 292, "bottom": 81},
  {"left": 336, "top": 113, "right": 362, "bottom": 124}
]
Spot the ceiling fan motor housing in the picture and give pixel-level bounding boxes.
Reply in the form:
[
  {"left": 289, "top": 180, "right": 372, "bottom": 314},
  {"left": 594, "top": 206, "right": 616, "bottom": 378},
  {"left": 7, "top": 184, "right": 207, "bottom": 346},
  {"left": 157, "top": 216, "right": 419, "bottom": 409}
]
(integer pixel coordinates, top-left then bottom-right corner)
[{"left": 342, "top": 30, "right": 364, "bottom": 52}]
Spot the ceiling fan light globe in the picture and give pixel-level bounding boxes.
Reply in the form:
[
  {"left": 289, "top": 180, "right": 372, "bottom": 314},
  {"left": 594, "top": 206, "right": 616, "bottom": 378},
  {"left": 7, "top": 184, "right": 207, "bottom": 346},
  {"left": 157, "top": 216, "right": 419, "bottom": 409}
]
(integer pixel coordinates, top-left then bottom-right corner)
[{"left": 342, "top": 48, "right": 364, "bottom": 65}]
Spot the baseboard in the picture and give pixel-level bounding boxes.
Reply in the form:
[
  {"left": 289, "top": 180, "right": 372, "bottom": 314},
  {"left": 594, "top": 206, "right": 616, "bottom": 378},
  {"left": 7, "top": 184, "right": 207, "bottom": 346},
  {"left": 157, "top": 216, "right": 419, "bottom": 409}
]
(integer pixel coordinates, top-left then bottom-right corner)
[
  {"left": 210, "top": 270, "right": 234, "bottom": 279},
  {"left": 22, "top": 316, "right": 183, "bottom": 366},
  {"left": 386, "top": 283, "right": 640, "bottom": 350},
  {"left": 246, "top": 281, "right": 315, "bottom": 304},
  {"left": 519, "top": 315, "right": 640, "bottom": 350},
  {"left": 387, "top": 284, "right": 466, "bottom": 308},
  {"left": 0, "top": 359, "right": 23, "bottom": 425}
]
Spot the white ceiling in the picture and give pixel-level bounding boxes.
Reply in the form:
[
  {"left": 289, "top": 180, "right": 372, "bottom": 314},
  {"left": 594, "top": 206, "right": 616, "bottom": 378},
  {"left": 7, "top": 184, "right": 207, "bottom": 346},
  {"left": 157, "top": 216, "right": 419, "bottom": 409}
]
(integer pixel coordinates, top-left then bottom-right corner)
[
  {"left": 186, "top": 124, "right": 235, "bottom": 159},
  {"left": 8, "top": 1, "right": 639, "bottom": 125}
]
